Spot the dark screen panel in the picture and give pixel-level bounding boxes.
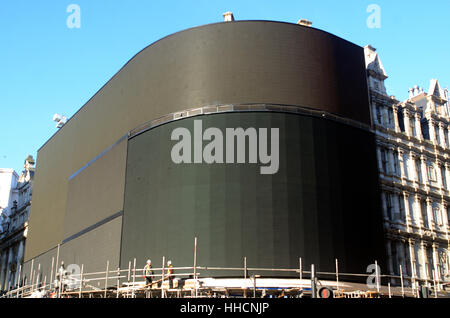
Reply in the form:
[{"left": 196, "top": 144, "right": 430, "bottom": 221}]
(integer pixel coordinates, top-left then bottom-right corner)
[
  {"left": 26, "top": 21, "right": 370, "bottom": 261},
  {"left": 121, "top": 112, "right": 385, "bottom": 279},
  {"left": 63, "top": 138, "right": 127, "bottom": 240}
]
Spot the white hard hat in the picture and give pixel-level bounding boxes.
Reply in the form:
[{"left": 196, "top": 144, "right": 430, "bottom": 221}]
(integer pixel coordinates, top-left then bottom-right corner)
[
  {"left": 167, "top": 260, "right": 172, "bottom": 265},
  {"left": 147, "top": 259, "right": 151, "bottom": 264}
]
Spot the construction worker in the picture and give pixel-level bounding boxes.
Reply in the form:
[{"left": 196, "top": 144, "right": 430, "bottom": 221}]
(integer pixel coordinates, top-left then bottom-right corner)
[
  {"left": 56, "top": 261, "right": 67, "bottom": 294},
  {"left": 143, "top": 259, "right": 153, "bottom": 287},
  {"left": 167, "top": 260, "right": 175, "bottom": 288}
]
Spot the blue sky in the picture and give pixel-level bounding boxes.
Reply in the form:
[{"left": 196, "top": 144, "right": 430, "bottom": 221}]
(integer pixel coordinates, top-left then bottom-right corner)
[{"left": 0, "top": 0, "right": 449, "bottom": 173}]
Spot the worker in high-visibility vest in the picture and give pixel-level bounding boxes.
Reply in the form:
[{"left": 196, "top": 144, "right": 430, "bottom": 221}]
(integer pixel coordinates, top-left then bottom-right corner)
[
  {"left": 143, "top": 260, "right": 153, "bottom": 287},
  {"left": 167, "top": 260, "right": 174, "bottom": 288}
]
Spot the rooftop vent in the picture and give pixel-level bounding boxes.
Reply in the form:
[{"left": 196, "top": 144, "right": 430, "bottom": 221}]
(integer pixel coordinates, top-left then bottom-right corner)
[
  {"left": 223, "top": 12, "right": 235, "bottom": 22},
  {"left": 297, "top": 19, "right": 312, "bottom": 27},
  {"left": 53, "top": 113, "right": 68, "bottom": 129}
]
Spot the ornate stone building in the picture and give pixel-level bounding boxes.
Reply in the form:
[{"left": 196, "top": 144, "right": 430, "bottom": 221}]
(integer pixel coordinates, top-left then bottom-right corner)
[
  {"left": 365, "top": 45, "right": 450, "bottom": 289},
  {"left": 0, "top": 156, "right": 35, "bottom": 292}
]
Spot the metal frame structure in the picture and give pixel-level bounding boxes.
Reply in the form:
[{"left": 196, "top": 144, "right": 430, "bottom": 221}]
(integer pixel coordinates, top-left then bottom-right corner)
[{"left": 2, "top": 238, "right": 448, "bottom": 299}]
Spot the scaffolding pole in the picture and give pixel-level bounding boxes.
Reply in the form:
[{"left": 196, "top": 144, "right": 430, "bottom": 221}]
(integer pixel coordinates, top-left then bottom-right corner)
[
  {"left": 132, "top": 258, "right": 136, "bottom": 298},
  {"left": 77, "top": 264, "right": 83, "bottom": 298},
  {"left": 335, "top": 258, "right": 339, "bottom": 292},
  {"left": 29, "top": 259, "right": 34, "bottom": 294},
  {"left": 16, "top": 265, "right": 22, "bottom": 298},
  {"left": 104, "top": 261, "right": 109, "bottom": 298},
  {"left": 299, "top": 257, "right": 302, "bottom": 281},
  {"left": 49, "top": 257, "right": 54, "bottom": 291},
  {"left": 55, "top": 244, "right": 60, "bottom": 297},
  {"left": 116, "top": 268, "right": 120, "bottom": 298},
  {"left": 161, "top": 256, "right": 166, "bottom": 298},
  {"left": 399, "top": 264, "right": 404, "bottom": 298},
  {"left": 244, "top": 257, "right": 247, "bottom": 298},
  {"left": 375, "top": 260, "right": 380, "bottom": 293},
  {"left": 311, "top": 264, "right": 316, "bottom": 298},
  {"left": 126, "top": 261, "right": 131, "bottom": 298},
  {"left": 193, "top": 237, "right": 198, "bottom": 298}
]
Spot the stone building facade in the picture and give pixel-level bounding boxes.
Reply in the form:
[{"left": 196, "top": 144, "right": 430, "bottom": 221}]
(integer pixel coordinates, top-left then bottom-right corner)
[
  {"left": 0, "top": 156, "right": 35, "bottom": 292},
  {"left": 365, "top": 45, "right": 450, "bottom": 288}
]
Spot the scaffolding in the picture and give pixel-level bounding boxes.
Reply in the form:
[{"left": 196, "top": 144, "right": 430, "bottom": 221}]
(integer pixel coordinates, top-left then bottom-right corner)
[{"left": 1, "top": 239, "right": 449, "bottom": 299}]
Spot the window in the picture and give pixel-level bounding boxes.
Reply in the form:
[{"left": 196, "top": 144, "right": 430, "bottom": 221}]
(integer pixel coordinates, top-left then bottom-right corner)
[
  {"left": 426, "top": 247, "right": 434, "bottom": 279},
  {"left": 433, "top": 205, "right": 442, "bottom": 226},
  {"left": 403, "top": 154, "right": 410, "bottom": 179},
  {"left": 428, "top": 164, "right": 437, "bottom": 182},
  {"left": 387, "top": 108, "right": 393, "bottom": 129},
  {"left": 403, "top": 244, "right": 411, "bottom": 276},
  {"left": 398, "top": 109, "right": 405, "bottom": 132},
  {"left": 409, "top": 118, "right": 416, "bottom": 137},
  {"left": 414, "top": 244, "right": 422, "bottom": 278},
  {"left": 409, "top": 196, "right": 416, "bottom": 225},
  {"left": 386, "top": 193, "right": 393, "bottom": 220},
  {"left": 393, "top": 152, "right": 400, "bottom": 176},
  {"left": 444, "top": 129, "right": 449, "bottom": 148},
  {"left": 392, "top": 242, "right": 399, "bottom": 275},
  {"left": 421, "top": 200, "right": 429, "bottom": 228},
  {"left": 421, "top": 120, "right": 430, "bottom": 140},
  {"left": 435, "top": 126, "right": 441, "bottom": 145},
  {"left": 447, "top": 206, "right": 450, "bottom": 227},
  {"left": 399, "top": 195, "right": 406, "bottom": 221},
  {"left": 416, "top": 160, "right": 422, "bottom": 183},
  {"left": 380, "top": 149, "right": 388, "bottom": 173},
  {"left": 376, "top": 105, "right": 384, "bottom": 126},
  {"left": 441, "top": 166, "right": 447, "bottom": 189}
]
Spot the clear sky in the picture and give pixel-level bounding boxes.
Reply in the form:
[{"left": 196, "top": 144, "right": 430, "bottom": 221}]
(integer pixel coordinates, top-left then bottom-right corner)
[{"left": 0, "top": 0, "right": 449, "bottom": 174}]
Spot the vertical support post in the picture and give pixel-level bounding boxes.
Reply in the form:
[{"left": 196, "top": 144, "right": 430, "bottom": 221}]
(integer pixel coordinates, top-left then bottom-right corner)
[
  {"left": 161, "top": 256, "right": 165, "bottom": 298},
  {"left": 17, "top": 264, "right": 22, "bottom": 298},
  {"left": 32, "top": 270, "right": 36, "bottom": 292},
  {"left": 335, "top": 259, "right": 339, "bottom": 292},
  {"left": 79, "top": 264, "right": 83, "bottom": 299},
  {"left": 58, "top": 267, "right": 62, "bottom": 298},
  {"left": 311, "top": 264, "right": 316, "bottom": 298},
  {"left": 37, "top": 263, "right": 41, "bottom": 290},
  {"left": 50, "top": 257, "right": 54, "bottom": 291},
  {"left": 16, "top": 265, "right": 22, "bottom": 298},
  {"left": 244, "top": 257, "right": 247, "bottom": 298},
  {"left": 29, "top": 259, "right": 34, "bottom": 293},
  {"left": 6, "top": 270, "right": 11, "bottom": 296},
  {"left": 116, "top": 268, "right": 120, "bottom": 298},
  {"left": 388, "top": 283, "right": 391, "bottom": 298},
  {"left": 399, "top": 264, "right": 405, "bottom": 298},
  {"left": 193, "top": 237, "right": 198, "bottom": 298},
  {"left": 126, "top": 261, "right": 131, "bottom": 298},
  {"left": 55, "top": 244, "right": 60, "bottom": 293},
  {"left": 104, "top": 261, "right": 109, "bottom": 298},
  {"left": 375, "top": 260, "right": 380, "bottom": 293},
  {"left": 131, "top": 258, "right": 136, "bottom": 298},
  {"left": 299, "top": 257, "right": 302, "bottom": 281}
]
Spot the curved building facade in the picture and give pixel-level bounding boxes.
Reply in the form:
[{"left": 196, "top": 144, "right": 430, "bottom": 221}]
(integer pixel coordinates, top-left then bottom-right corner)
[{"left": 19, "top": 20, "right": 386, "bottom": 286}]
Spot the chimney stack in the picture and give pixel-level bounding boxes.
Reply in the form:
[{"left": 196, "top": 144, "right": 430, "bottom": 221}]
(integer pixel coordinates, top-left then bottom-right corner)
[
  {"left": 223, "top": 12, "right": 235, "bottom": 22},
  {"left": 297, "top": 19, "right": 312, "bottom": 27}
]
